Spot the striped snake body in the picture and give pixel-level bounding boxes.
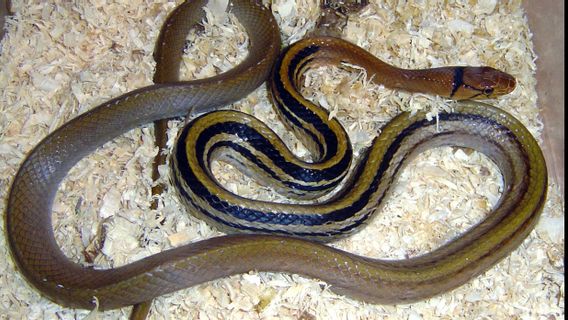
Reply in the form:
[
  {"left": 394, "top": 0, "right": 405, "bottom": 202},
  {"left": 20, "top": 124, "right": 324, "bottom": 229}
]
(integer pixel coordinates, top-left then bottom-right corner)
[
  {"left": 173, "top": 36, "right": 522, "bottom": 240},
  {"left": 5, "top": 0, "right": 547, "bottom": 313}
]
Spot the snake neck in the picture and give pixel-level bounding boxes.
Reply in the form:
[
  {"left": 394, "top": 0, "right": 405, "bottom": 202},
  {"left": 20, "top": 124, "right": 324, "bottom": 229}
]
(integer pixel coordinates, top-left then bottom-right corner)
[{"left": 285, "top": 37, "right": 515, "bottom": 100}]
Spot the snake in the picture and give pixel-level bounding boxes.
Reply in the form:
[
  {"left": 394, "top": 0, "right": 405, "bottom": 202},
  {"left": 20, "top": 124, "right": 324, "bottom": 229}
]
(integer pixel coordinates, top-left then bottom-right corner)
[{"left": 4, "top": 0, "right": 547, "bottom": 315}]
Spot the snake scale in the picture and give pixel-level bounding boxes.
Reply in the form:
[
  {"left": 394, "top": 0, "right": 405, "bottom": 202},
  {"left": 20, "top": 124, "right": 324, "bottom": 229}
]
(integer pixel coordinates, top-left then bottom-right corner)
[{"left": 4, "top": 0, "right": 547, "bottom": 315}]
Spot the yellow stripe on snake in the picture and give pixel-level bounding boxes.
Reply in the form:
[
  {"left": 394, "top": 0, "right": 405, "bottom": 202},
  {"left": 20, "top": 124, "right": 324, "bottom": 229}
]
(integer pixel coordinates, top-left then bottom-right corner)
[{"left": 5, "top": 0, "right": 547, "bottom": 314}]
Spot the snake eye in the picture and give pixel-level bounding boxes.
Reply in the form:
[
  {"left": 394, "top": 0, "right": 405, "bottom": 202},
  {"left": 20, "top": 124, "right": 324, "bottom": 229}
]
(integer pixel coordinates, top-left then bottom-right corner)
[{"left": 483, "top": 87, "right": 494, "bottom": 96}]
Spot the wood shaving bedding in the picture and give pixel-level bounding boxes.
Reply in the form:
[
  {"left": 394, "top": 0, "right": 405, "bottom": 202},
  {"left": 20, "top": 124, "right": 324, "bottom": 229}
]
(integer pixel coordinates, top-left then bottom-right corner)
[{"left": 0, "top": 0, "right": 563, "bottom": 319}]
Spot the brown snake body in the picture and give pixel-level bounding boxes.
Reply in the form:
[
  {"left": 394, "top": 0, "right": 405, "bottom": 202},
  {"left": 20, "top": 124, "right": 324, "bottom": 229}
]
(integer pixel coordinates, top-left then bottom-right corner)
[{"left": 4, "top": 0, "right": 547, "bottom": 315}]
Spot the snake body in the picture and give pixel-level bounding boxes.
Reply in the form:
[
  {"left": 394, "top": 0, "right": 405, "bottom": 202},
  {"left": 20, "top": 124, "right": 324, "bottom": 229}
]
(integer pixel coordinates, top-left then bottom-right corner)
[
  {"left": 5, "top": 0, "right": 547, "bottom": 313},
  {"left": 172, "top": 36, "right": 520, "bottom": 240}
]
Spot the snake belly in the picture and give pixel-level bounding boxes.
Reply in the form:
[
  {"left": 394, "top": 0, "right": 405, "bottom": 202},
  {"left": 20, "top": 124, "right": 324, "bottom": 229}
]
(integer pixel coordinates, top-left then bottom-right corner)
[{"left": 5, "top": 1, "right": 547, "bottom": 315}]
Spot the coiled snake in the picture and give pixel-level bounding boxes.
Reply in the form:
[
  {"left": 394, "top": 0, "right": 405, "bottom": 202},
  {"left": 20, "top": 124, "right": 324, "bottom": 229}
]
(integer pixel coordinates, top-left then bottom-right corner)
[{"left": 4, "top": 0, "right": 547, "bottom": 316}]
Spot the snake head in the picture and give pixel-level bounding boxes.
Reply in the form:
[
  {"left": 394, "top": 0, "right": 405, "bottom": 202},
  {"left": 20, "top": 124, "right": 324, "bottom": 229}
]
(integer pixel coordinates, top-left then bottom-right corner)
[{"left": 459, "top": 67, "right": 517, "bottom": 99}]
